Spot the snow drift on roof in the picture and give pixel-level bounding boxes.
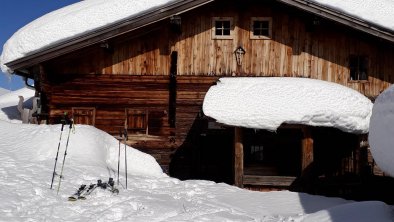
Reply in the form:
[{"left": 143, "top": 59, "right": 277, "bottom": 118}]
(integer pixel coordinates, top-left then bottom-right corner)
[
  {"left": 202, "top": 77, "right": 372, "bottom": 133},
  {"left": 0, "top": 0, "right": 175, "bottom": 73},
  {"left": 310, "top": 0, "right": 394, "bottom": 31}
]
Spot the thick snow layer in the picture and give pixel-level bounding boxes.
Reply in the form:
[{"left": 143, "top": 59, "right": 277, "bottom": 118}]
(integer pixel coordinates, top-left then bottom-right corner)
[
  {"left": 0, "top": 87, "right": 34, "bottom": 123},
  {"left": 0, "top": 0, "right": 175, "bottom": 73},
  {"left": 310, "top": 0, "right": 394, "bottom": 31},
  {"left": 0, "top": 87, "right": 392, "bottom": 221},
  {"left": 369, "top": 84, "right": 394, "bottom": 177},
  {"left": 203, "top": 77, "right": 372, "bottom": 133}
]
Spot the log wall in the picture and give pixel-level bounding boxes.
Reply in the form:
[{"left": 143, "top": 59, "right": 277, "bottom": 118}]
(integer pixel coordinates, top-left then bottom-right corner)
[{"left": 40, "top": 74, "right": 218, "bottom": 170}]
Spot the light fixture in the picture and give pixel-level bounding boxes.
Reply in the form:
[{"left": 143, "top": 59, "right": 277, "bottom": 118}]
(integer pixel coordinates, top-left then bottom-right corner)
[{"left": 234, "top": 46, "right": 246, "bottom": 66}]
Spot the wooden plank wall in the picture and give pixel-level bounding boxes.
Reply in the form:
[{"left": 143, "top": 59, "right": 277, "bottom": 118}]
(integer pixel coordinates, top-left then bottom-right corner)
[
  {"left": 43, "top": 1, "right": 394, "bottom": 98},
  {"left": 40, "top": 73, "right": 218, "bottom": 170}
]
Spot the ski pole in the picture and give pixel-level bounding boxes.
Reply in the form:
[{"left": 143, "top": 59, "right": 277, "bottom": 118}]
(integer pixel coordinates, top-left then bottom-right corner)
[
  {"left": 117, "top": 129, "right": 121, "bottom": 186},
  {"left": 124, "top": 129, "right": 128, "bottom": 189},
  {"left": 50, "top": 121, "right": 65, "bottom": 189},
  {"left": 57, "top": 119, "right": 73, "bottom": 195}
]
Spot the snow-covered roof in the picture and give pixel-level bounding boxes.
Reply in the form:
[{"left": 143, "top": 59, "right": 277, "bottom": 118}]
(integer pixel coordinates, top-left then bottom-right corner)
[
  {"left": 202, "top": 77, "right": 373, "bottom": 133},
  {"left": 0, "top": 0, "right": 178, "bottom": 73},
  {"left": 309, "top": 0, "right": 394, "bottom": 31},
  {"left": 1, "top": 0, "right": 394, "bottom": 74}
]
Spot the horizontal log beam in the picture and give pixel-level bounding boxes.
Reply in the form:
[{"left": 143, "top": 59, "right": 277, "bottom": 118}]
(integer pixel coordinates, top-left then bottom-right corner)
[{"left": 243, "top": 175, "right": 297, "bottom": 187}]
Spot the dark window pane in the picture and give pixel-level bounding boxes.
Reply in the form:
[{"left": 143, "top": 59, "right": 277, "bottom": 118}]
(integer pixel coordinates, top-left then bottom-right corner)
[
  {"left": 215, "top": 20, "right": 231, "bottom": 36},
  {"left": 253, "top": 20, "right": 270, "bottom": 36},
  {"left": 216, "top": 29, "right": 222, "bottom": 35},
  {"left": 223, "top": 21, "right": 230, "bottom": 29}
]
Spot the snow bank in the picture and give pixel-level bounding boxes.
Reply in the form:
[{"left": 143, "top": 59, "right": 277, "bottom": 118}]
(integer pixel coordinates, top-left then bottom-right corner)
[
  {"left": 0, "top": 0, "right": 175, "bottom": 73},
  {"left": 302, "top": 201, "right": 394, "bottom": 222},
  {"left": 369, "top": 84, "right": 394, "bottom": 177},
  {"left": 203, "top": 77, "right": 372, "bottom": 133},
  {"left": 310, "top": 0, "right": 394, "bottom": 31},
  {"left": 0, "top": 87, "right": 34, "bottom": 123},
  {"left": 0, "top": 121, "right": 164, "bottom": 178}
]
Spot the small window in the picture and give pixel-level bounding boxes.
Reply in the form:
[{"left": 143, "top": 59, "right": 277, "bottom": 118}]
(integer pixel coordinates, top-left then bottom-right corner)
[
  {"left": 212, "top": 17, "right": 233, "bottom": 39},
  {"left": 125, "top": 109, "right": 148, "bottom": 135},
  {"left": 349, "top": 55, "right": 368, "bottom": 81},
  {"left": 250, "top": 17, "right": 272, "bottom": 39},
  {"left": 72, "top": 107, "right": 95, "bottom": 126}
]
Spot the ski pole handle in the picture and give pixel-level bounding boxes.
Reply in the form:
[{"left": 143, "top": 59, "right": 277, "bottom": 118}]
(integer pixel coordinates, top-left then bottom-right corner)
[{"left": 123, "top": 129, "right": 128, "bottom": 141}]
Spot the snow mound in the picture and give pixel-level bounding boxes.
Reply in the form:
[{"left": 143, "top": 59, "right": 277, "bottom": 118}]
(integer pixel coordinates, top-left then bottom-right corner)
[
  {"left": 0, "top": 87, "right": 35, "bottom": 123},
  {"left": 302, "top": 201, "right": 394, "bottom": 222},
  {"left": 0, "top": 0, "right": 175, "bottom": 73},
  {"left": 203, "top": 77, "right": 372, "bottom": 133},
  {"left": 310, "top": 0, "right": 394, "bottom": 31},
  {"left": 369, "top": 84, "right": 394, "bottom": 177},
  {"left": 0, "top": 121, "right": 164, "bottom": 178}
]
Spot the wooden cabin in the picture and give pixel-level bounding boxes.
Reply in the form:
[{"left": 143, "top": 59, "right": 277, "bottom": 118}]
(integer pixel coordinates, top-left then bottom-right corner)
[{"left": 5, "top": 0, "right": 394, "bottom": 201}]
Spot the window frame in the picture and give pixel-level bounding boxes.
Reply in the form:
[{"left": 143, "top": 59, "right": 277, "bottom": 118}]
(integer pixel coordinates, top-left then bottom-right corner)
[
  {"left": 125, "top": 108, "right": 149, "bottom": 135},
  {"left": 212, "top": 17, "right": 234, "bottom": 40},
  {"left": 250, "top": 17, "right": 272, "bottom": 40},
  {"left": 349, "top": 55, "right": 369, "bottom": 81}
]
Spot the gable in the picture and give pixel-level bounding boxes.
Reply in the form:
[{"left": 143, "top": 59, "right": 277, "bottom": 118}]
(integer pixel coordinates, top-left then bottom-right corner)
[{"left": 2, "top": 0, "right": 394, "bottom": 74}]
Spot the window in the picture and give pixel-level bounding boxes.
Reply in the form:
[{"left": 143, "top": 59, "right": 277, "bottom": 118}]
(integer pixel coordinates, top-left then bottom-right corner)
[
  {"left": 125, "top": 109, "right": 148, "bottom": 135},
  {"left": 212, "top": 17, "right": 233, "bottom": 39},
  {"left": 72, "top": 107, "right": 95, "bottom": 126},
  {"left": 250, "top": 17, "right": 272, "bottom": 39},
  {"left": 349, "top": 55, "right": 368, "bottom": 81}
]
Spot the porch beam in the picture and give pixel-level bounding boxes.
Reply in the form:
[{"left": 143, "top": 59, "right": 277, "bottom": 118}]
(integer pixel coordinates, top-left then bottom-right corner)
[
  {"left": 301, "top": 126, "right": 313, "bottom": 171},
  {"left": 234, "top": 127, "right": 244, "bottom": 188}
]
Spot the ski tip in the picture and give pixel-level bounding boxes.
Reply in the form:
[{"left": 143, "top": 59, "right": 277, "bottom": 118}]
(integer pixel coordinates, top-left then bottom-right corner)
[
  {"left": 78, "top": 196, "right": 87, "bottom": 200},
  {"left": 68, "top": 197, "right": 78, "bottom": 201}
]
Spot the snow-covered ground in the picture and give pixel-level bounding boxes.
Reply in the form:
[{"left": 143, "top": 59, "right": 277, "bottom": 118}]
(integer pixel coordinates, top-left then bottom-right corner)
[
  {"left": 0, "top": 87, "right": 10, "bottom": 96},
  {"left": 0, "top": 86, "right": 393, "bottom": 221}
]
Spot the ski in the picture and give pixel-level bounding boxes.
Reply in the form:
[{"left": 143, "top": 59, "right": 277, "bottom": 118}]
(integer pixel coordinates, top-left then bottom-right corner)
[
  {"left": 78, "top": 183, "right": 98, "bottom": 200},
  {"left": 69, "top": 178, "right": 119, "bottom": 201},
  {"left": 104, "top": 177, "right": 119, "bottom": 194},
  {"left": 68, "top": 184, "right": 87, "bottom": 201}
]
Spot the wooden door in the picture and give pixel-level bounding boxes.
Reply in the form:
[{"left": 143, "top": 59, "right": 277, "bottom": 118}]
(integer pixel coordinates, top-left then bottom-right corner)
[{"left": 72, "top": 107, "right": 96, "bottom": 125}]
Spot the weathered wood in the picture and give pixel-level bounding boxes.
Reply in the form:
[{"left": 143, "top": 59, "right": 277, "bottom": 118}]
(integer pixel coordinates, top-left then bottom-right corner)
[
  {"left": 301, "top": 127, "right": 313, "bottom": 172},
  {"left": 234, "top": 127, "right": 244, "bottom": 188},
  {"left": 243, "top": 175, "right": 296, "bottom": 187}
]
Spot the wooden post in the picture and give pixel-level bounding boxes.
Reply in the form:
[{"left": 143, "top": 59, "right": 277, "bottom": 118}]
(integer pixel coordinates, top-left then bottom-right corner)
[
  {"left": 301, "top": 127, "right": 313, "bottom": 172},
  {"left": 234, "top": 127, "right": 244, "bottom": 188}
]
